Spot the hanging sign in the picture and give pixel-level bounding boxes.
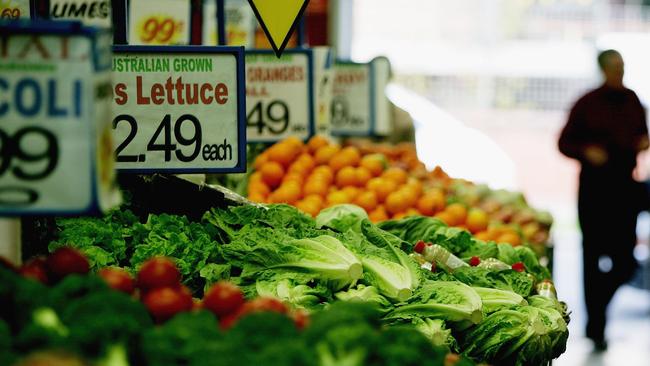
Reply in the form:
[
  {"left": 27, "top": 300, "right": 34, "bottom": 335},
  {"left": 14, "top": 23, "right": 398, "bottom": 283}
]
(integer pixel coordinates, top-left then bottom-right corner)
[
  {"left": 247, "top": 0, "right": 309, "bottom": 57},
  {"left": 128, "top": 0, "right": 191, "bottom": 45},
  {"left": 0, "top": 21, "right": 119, "bottom": 215},
  {"left": 330, "top": 60, "right": 374, "bottom": 136},
  {"left": 111, "top": 46, "right": 246, "bottom": 173},
  {"left": 245, "top": 49, "right": 314, "bottom": 142},
  {"left": 49, "top": 0, "right": 112, "bottom": 28},
  {"left": 0, "top": 0, "right": 30, "bottom": 19}
]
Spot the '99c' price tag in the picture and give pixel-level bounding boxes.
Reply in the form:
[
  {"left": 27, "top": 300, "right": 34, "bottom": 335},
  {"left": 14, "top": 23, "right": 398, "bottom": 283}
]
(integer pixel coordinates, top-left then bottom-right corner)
[
  {"left": 111, "top": 46, "right": 246, "bottom": 173},
  {"left": 128, "top": 0, "right": 190, "bottom": 45},
  {"left": 0, "top": 23, "right": 120, "bottom": 215},
  {"left": 245, "top": 50, "right": 315, "bottom": 142}
]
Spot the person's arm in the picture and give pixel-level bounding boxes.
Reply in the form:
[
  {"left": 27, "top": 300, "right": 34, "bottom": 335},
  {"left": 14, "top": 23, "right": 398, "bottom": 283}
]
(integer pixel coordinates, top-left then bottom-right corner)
[
  {"left": 634, "top": 97, "right": 649, "bottom": 152},
  {"left": 559, "top": 99, "right": 608, "bottom": 165}
]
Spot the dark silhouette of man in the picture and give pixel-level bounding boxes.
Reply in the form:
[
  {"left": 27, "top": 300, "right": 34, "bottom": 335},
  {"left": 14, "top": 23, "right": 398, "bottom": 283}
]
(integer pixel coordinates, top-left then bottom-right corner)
[{"left": 559, "top": 49, "right": 649, "bottom": 351}]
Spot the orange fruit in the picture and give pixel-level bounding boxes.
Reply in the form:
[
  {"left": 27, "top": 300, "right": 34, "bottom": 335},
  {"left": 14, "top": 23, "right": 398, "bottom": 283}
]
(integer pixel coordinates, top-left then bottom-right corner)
[
  {"left": 269, "top": 181, "right": 301, "bottom": 204},
  {"left": 373, "top": 179, "right": 398, "bottom": 203},
  {"left": 304, "top": 179, "right": 329, "bottom": 197},
  {"left": 329, "top": 147, "right": 361, "bottom": 171},
  {"left": 304, "top": 194, "right": 325, "bottom": 207},
  {"left": 445, "top": 203, "right": 468, "bottom": 225},
  {"left": 267, "top": 142, "right": 301, "bottom": 168},
  {"left": 354, "top": 191, "right": 378, "bottom": 212},
  {"left": 369, "top": 206, "right": 389, "bottom": 223},
  {"left": 405, "top": 208, "right": 421, "bottom": 217},
  {"left": 253, "top": 153, "right": 269, "bottom": 170},
  {"left": 284, "top": 136, "right": 304, "bottom": 149},
  {"left": 360, "top": 155, "right": 385, "bottom": 176},
  {"left": 307, "top": 135, "right": 329, "bottom": 153},
  {"left": 427, "top": 189, "right": 447, "bottom": 213},
  {"left": 336, "top": 166, "right": 357, "bottom": 187},
  {"left": 366, "top": 177, "right": 383, "bottom": 191},
  {"left": 406, "top": 179, "right": 423, "bottom": 198},
  {"left": 417, "top": 194, "right": 438, "bottom": 216},
  {"left": 295, "top": 200, "right": 321, "bottom": 217},
  {"left": 296, "top": 153, "right": 316, "bottom": 171},
  {"left": 342, "top": 186, "right": 360, "bottom": 200},
  {"left": 314, "top": 145, "right": 340, "bottom": 165},
  {"left": 311, "top": 166, "right": 334, "bottom": 184},
  {"left": 385, "top": 191, "right": 409, "bottom": 215},
  {"left": 355, "top": 167, "right": 373, "bottom": 187},
  {"left": 497, "top": 232, "right": 522, "bottom": 246},
  {"left": 327, "top": 190, "right": 350, "bottom": 206},
  {"left": 248, "top": 181, "right": 271, "bottom": 197},
  {"left": 399, "top": 186, "right": 419, "bottom": 207},
  {"left": 392, "top": 212, "right": 408, "bottom": 220},
  {"left": 283, "top": 172, "right": 305, "bottom": 185},
  {"left": 248, "top": 193, "right": 266, "bottom": 203},
  {"left": 434, "top": 211, "right": 455, "bottom": 226},
  {"left": 382, "top": 167, "right": 408, "bottom": 185},
  {"left": 260, "top": 162, "right": 285, "bottom": 189},
  {"left": 474, "top": 231, "right": 492, "bottom": 242},
  {"left": 466, "top": 209, "right": 489, "bottom": 234},
  {"left": 249, "top": 171, "right": 263, "bottom": 184}
]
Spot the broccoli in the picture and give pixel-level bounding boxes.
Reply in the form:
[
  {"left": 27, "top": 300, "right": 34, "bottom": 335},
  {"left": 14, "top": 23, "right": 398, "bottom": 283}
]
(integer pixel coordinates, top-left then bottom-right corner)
[
  {"left": 370, "top": 326, "right": 448, "bottom": 366},
  {"left": 60, "top": 290, "right": 152, "bottom": 365},
  {"left": 0, "top": 319, "right": 16, "bottom": 366},
  {"left": 49, "top": 274, "right": 110, "bottom": 313},
  {"left": 141, "top": 311, "right": 222, "bottom": 366}
]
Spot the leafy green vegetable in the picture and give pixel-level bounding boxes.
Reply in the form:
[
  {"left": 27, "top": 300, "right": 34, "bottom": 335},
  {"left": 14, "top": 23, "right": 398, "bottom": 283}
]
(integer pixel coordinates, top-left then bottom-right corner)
[
  {"left": 222, "top": 229, "right": 362, "bottom": 291},
  {"left": 515, "top": 246, "right": 551, "bottom": 280},
  {"left": 334, "top": 285, "right": 393, "bottom": 314},
  {"left": 254, "top": 271, "right": 331, "bottom": 311},
  {"left": 411, "top": 318, "right": 458, "bottom": 352},
  {"left": 384, "top": 281, "right": 483, "bottom": 325},
  {"left": 199, "top": 263, "right": 232, "bottom": 292},
  {"left": 496, "top": 243, "right": 519, "bottom": 265},
  {"left": 370, "top": 325, "right": 448, "bottom": 366},
  {"left": 472, "top": 287, "right": 527, "bottom": 314},
  {"left": 451, "top": 266, "right": 533, "bottom": 297},
  {"left": 316, "top": 204, "right": 369, "bottom": 233}
]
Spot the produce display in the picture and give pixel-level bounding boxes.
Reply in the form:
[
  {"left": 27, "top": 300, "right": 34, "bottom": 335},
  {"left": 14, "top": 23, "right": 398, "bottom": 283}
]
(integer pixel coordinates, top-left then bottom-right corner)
[
  {"left": 20, "top": 200, "right": 569, "bottom": 366},
  {"left": 1, "top": 248, "right": 475, "bottom": 366},
  {"left": 246, "top": 137, "right": 552, "bottom": 259}
]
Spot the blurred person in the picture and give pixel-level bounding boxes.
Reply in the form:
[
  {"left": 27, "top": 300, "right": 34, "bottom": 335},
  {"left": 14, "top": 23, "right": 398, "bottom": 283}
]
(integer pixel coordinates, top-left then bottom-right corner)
[{"left": 558, "top": 49, "right": 649, "bottom": 351}]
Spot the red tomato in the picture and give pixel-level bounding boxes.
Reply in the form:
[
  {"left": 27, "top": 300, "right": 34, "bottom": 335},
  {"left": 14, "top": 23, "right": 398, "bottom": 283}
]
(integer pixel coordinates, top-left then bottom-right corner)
[
  {"left": 239, "top": 297, "right": 289, "bottom": 316},
  {"left": 219, "top": 312, "right": 240, "bottom": 330},
  {"left": 203, "top": 281, "right": 245, "bottom": 317},
  {"left": 413, "top": 240, "right": 426, "bottom": 254},
  {"left": 292, "top": 310, "right": 310, "bottom": 330},
  {"left": 19, "top": 257, "right": 49, "bottom": 284},
  {"left": 46, "top": 247, "right": 89, "bottom": 279},
  {"left": 98, "top": 267, "right": 135, "bottom": 294},
  {"left": 136, "top": 257, "right": 181, "bottom": 292},
  {"left": 511, "top": 262, "right": 525, "bottom": 273},
  {"left": 469, "top": 256, "right": 481, "bottom": 267},
  {"left": 142, "top": 286, "right": 193, "bottom": 323}
]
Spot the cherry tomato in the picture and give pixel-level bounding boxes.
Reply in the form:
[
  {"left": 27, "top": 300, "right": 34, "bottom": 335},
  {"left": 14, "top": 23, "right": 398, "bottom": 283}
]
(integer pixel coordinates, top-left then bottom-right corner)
[
  {"left": 512, "top": 262, "right": 525, "bottom": 272},
  {"left": 19, "top": 257, "right": 49, "bottom": 284},
  {"left": 469, "top": 256, "right": 481, "bottom": 267},
  {"left": 239, "top": 297, "right": 289, "bottom": 316},
  {"left": 142, "top": 286, "right": 193, "bottom": 323},
  {"left": 98, "top": 267, "right": 135, "bottom": 294},
  {"left": 413, "top": 240, "right": 426, "bottom": 254},
  {"left": 46, "top": 247, "right": 89, "bottom": 279},
  {"left": 136, "top": 257, "right": 181, "bottom": 292},
  {"left": 292, "top": 310, "right": 310, "bottom": 330},
  {"left": 203, "top": 281, "right": 245, "bottom": 317}
]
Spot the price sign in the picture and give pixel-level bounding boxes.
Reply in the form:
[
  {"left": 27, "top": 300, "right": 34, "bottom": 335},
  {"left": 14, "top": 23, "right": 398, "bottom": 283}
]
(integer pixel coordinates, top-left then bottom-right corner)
[
  {"left": 372, "top": 57, "right": 392, "bottom": 136},
  {"left": 128, "top": 0, "right": 190, "bottom": 45},
  {"left": 330, "top": 61, "right": 374, "bottom": 136},
  {"left": 202, "top": 0, "right": 218, "bottom": 46},
  {"left": 245, "top": 49, "right": 314, "bottom": 142},
  {"left": 0, "top": 0, "right": 30, "bottom": 19},
  {"left": 0, "top": 22, "right": 120, "bottom": 215},
  {"left": 312, "top": 47, "right": 333, "bottom": 136},
  {"left": 111, "top": 46, "right": 246, "bottom": 173},
  {"left": 50, "top": 0, "right": 112, "bottom": 28}
]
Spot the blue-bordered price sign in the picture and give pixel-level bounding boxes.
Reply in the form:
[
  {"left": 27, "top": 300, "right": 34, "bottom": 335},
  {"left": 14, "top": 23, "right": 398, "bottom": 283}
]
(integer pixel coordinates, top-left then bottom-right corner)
[
  {"left": 0, "top": 21, "right": 120, "bottom": 216},
  {"left": 245, "top": 49, "right": 315, "bottom": 142},
  {"left": 330, "top": 60, "right": 376, "bottom": 136},
  {"left": 111, "top": 46, "right": 246, "bottom": 173}
]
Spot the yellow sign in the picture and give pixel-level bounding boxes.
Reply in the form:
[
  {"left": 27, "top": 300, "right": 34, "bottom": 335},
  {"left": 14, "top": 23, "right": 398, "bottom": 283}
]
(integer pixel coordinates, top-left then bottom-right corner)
[{"left": 248, "top": 0, "right": 309, "bottom": 57}]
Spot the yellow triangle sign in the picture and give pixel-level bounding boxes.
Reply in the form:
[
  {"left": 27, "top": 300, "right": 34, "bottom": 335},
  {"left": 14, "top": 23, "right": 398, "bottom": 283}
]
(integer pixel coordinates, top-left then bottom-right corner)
[{"left": 248, "top": 0, "right": 310, "bottom": 57}]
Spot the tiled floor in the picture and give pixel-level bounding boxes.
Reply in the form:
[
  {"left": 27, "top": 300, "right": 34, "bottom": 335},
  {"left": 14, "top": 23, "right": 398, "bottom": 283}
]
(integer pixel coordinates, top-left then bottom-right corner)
[{"left": 551, "top": 207, "right": 650, "bottom": 366}]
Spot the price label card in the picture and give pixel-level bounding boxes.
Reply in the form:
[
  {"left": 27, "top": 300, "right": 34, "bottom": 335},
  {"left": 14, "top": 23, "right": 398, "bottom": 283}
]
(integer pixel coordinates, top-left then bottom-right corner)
[
  {"left": 245, "top": 49, "right": 314, "bottom": 142},
  {"left": 0, "top": 22, "right": 119, "bottom": 215},
  {"left": 0, "top": 0, "right": 30, "bottom": 19},
  {"left": 128, "top": 0, "right": 190, "bottom": 45},
  {"left": 372, "top": 57, "right": 392, "bottom": 136},
  {"left": 111, "top": 46, "right": 246, "bottom": 173},
  {"left": 330, "top": 61, "right": 374, "bottom": 136},
  {"left": 313, "top": 47, "right": 333, "bottom": 136},
  {"left": 50, "top": 0, "right": 112, "bottom": 28}
]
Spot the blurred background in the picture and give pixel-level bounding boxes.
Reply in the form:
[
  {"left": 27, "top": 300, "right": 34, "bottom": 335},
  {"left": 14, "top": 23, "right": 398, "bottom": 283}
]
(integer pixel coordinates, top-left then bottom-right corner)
[{"left": 338, "top": 0, "right": 650, "bottom": 364}]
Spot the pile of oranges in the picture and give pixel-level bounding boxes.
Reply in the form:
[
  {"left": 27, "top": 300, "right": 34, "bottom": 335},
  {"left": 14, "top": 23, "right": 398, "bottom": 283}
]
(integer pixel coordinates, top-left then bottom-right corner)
[{"left": 246, "top": 136, "right": 525, "bottom": 247}]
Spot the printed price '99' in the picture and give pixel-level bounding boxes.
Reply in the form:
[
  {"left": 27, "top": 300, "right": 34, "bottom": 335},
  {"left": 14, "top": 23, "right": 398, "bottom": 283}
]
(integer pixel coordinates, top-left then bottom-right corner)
[
  {"left": 0, "top": 127, "right": 59, "bottom": 205},
  {"left": 0, "top": 8, "right": 20, "bottom": 19},
  {"left": 138, "top": 16, "right": 185, "bottom": 44}
]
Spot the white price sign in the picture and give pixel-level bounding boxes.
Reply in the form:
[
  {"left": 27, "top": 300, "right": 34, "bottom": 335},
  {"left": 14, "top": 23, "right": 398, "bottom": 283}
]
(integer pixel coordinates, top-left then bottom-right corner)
[
  {"left": 0, "top": 23, "right": 119, "bottom": 215},
  {"left": 245, "top": 50, "right": 314, "bottom": 142},
  {"left": 372, "top": 57, "right": 392, "bottom": 136},
  {"left": 50, "top": 0, "right": 112, "bottom": 28},
  {"left": 128, "top": 0, "right": 190, "bottom": 45},
  {"left": 0, "top": 0, "right": 30, "bottom": 19},
  {"left": 313, "top": 47, "right": 334, "bottom": 136},
  {"left": 330, "top": 61, "right": 374, "bottom": 136},
  {"left": 111, "top": 46, "right": 246, "bottom": 173}
]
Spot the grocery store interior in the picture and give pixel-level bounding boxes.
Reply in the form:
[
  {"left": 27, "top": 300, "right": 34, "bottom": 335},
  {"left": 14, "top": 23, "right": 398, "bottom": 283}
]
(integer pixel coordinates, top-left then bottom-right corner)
[{"left": 1, "top": 0, "right": 650, "bottom": 365}]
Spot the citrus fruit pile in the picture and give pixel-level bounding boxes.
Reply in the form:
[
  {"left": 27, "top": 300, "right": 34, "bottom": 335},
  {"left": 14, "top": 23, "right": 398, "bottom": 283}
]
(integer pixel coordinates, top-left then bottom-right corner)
[{"left": 247, "top": 136, "right": 549, "bottom": 249}]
